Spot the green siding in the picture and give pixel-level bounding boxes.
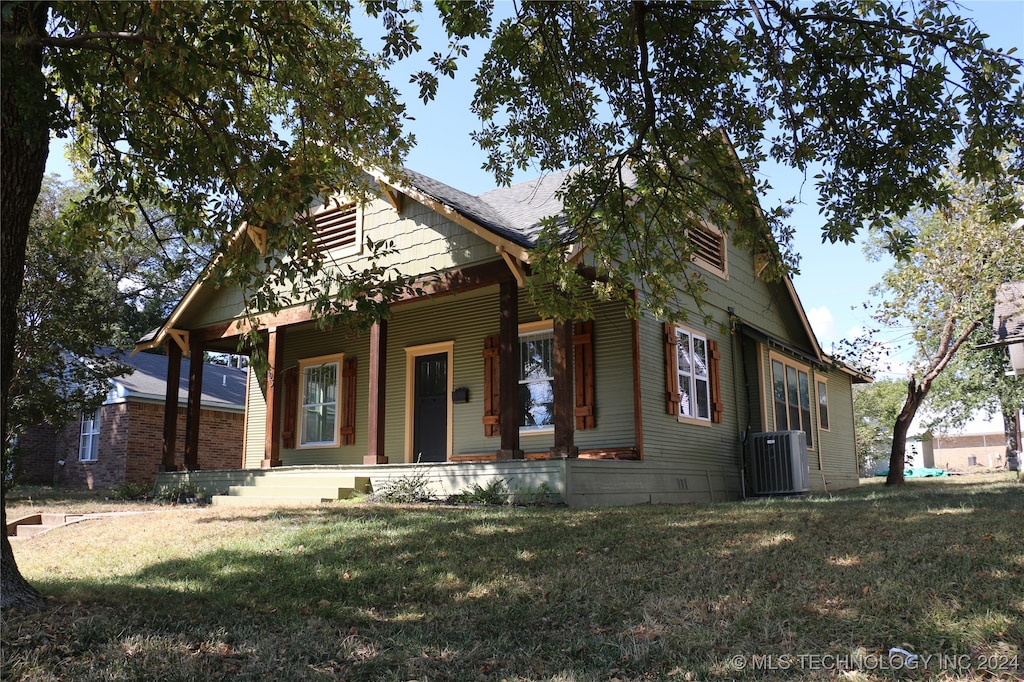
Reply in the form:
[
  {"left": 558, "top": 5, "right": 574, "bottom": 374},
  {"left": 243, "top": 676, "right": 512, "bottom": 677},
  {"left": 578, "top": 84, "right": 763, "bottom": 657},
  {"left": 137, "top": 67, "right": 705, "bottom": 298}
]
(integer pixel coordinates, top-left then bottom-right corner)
[{"left": 243, "top": 366, "right": 267, "bottom": 468}]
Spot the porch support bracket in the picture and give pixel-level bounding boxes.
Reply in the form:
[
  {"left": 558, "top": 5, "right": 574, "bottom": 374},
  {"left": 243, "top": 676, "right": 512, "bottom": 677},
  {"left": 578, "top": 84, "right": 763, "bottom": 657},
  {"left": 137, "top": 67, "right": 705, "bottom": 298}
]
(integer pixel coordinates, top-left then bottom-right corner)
[{"left": 498, "top": 246, "right": 527, "bottom": 288}]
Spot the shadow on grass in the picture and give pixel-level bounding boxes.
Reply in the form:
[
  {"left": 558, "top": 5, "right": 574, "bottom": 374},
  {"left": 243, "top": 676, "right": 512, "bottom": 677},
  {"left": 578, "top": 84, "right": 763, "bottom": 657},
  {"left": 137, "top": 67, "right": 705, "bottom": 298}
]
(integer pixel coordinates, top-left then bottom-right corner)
[{"left": 3, "top": 477, "right": 1021, "bottom": 681}]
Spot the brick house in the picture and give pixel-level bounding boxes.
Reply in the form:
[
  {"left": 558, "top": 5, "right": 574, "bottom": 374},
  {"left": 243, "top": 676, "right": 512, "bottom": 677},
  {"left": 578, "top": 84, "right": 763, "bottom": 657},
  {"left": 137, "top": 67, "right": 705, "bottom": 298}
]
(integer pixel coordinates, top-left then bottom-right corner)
[{"left": 16, "top": 352, "right": 246, "bottom": 489}]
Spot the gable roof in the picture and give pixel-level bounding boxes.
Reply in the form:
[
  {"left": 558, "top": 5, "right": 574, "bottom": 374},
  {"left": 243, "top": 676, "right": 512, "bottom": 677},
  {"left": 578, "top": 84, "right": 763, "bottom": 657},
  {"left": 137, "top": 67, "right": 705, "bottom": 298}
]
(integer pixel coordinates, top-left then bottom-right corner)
[
  {"left": 107, "top": 351, "right": 246, "bottom": 411},
  {"left": 136, "top": 164, "right": 856, "bottom": 377}
]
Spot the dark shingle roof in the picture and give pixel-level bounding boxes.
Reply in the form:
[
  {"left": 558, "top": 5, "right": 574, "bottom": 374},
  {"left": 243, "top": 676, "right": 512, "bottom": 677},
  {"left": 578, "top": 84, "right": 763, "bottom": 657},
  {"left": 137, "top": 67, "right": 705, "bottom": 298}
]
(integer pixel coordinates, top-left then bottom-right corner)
[
  {"left": 398, "top": 167, "right": 579, "bottom": 247},
  {"left": 110, "top": 351, "right": 246, "bottom": 410},
  {"left": 994, "top": 282, "right": 1024, "bottom": 343}
]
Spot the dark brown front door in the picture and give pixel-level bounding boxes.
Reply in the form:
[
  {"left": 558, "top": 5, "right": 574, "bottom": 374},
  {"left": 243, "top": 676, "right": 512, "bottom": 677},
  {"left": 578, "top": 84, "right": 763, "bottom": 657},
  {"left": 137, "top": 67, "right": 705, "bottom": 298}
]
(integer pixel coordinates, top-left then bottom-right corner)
[{"left": 413, "top": 353, "right": 448, "bottom": 462}]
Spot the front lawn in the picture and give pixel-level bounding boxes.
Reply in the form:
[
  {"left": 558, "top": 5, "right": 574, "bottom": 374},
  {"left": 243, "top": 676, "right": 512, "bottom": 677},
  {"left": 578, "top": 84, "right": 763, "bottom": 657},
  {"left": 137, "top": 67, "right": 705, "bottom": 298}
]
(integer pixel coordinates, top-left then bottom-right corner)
[{"left": 2, "top": 474, "right": 1021, "bottom": 681}]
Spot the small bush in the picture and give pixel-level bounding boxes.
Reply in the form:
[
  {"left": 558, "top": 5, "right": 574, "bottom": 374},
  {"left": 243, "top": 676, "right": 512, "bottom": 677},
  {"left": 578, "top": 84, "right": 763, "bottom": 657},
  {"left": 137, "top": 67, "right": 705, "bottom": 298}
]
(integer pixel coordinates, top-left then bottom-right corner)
[
  {"left": 110, "top": 483, "right": 154, "bottom": 501},
  {"left": 451, "top": 478, "right": 510, "bottom": 505},
  {"left": 373, "top": 469, "right": 433, "bottom": 503}
]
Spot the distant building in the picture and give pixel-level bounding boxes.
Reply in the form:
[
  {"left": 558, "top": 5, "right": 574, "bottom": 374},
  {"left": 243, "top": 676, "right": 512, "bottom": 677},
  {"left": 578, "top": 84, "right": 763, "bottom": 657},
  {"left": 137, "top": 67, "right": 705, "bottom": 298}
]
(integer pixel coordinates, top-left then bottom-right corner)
[{"left": 16, "top": 352, "right": 246, "bottom": 489}]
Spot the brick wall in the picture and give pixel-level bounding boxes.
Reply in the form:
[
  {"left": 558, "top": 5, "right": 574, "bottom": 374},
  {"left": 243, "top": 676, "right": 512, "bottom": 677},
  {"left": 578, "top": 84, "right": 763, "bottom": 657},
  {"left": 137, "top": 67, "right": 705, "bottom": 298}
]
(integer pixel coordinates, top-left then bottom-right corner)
[
  {"left": 125, "top": 402, "right": 245, "bottom": 485},
  {"left": 56, "top": 404, "right": 127, "bottom": 489},
  {"left": 17, "top": 401, "right": 245, "bottom": 489},
  {"left": 14, "top": 424, "right": 63, "bottom": 484}
]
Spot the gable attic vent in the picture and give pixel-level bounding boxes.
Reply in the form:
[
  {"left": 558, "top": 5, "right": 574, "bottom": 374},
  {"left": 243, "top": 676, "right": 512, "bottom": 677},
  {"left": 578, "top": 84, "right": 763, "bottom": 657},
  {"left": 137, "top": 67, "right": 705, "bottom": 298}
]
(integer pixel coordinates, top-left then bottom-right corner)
[
  {"left": 312, "top": 202, "right": 359, "bottom": 253},
  {"left": 691, "top": 225, "right": 725, "bottom": 272}
]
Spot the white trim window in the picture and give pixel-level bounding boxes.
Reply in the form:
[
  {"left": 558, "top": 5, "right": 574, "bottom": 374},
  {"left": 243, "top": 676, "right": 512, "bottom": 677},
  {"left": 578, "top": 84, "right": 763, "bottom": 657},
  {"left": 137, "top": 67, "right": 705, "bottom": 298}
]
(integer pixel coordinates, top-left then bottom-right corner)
[
  {"left": 298, "top": 354, "right": 343, "bottom": 448},
  {"left": 519, "top": 327, "right": 555, "bottom": 432},
  {"left": 78, "top": 408, "right": 101, "bottom": 462},
  {"left": 771, "top": 356, "right": 813, "bottom": 448},
  {"left": 817, "top": 378, "right": 830, "bottom": 431},
  {"left": 677, "top": 328, "right": 711, "bottom": 421}
]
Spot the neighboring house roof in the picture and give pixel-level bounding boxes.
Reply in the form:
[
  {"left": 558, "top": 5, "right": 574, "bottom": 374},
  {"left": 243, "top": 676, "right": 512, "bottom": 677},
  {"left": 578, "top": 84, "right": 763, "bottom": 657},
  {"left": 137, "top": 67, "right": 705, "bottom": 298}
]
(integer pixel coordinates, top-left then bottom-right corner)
[{"left": 106, "top": 350, "right": 247, "bottom": 411}]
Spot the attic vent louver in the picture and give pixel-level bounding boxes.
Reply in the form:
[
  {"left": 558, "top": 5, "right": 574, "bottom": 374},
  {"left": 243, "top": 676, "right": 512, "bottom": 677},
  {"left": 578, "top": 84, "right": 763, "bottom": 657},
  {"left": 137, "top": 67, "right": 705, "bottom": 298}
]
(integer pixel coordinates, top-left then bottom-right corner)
[
  {"left": 313, "top": 203, "right": 358, "bottom": 253},
  {"left": 691, "top": 225, "right": 725, "bottom": 272}
]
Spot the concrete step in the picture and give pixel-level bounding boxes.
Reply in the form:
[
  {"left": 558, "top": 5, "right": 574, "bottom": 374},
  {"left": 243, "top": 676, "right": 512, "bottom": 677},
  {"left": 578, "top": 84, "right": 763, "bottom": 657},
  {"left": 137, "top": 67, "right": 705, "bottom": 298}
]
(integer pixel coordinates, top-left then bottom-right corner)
[
  {"left": 243, "top": 475, "right": 369, "bottom": 490},
  {"left": 210, "top": 494, "right": 340, "bottom": 508},
  {"left": 226, "top": 485, "right": 352, "bottom": 499},
  {"left": 15, "top": 524, "right": 58, "bottom": 539}
]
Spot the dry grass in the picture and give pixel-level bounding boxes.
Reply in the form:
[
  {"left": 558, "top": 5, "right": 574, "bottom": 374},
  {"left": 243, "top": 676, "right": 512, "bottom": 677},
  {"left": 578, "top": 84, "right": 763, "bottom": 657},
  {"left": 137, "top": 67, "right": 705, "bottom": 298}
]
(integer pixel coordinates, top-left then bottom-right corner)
[{"left": 2, "top": 473, "right": 1021, "bottom": 681}]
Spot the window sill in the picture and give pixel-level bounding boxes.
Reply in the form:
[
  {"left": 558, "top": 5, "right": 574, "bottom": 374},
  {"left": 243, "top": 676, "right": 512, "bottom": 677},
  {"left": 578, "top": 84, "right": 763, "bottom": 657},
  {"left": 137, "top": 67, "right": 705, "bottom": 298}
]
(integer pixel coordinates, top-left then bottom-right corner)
[
  {"left": 520, "top": 427, "right": 555, "bottom": 437},
  {"left": 676, "top": 415, "right": 713, "bottom": 427}
]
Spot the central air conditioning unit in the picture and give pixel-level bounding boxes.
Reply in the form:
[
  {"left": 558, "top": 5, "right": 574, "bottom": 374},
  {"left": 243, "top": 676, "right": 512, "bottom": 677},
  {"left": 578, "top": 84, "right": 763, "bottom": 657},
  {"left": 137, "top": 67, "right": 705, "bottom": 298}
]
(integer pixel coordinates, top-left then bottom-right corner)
[{"left": 748, "top": 430, "right": 810, "bottom": 495}]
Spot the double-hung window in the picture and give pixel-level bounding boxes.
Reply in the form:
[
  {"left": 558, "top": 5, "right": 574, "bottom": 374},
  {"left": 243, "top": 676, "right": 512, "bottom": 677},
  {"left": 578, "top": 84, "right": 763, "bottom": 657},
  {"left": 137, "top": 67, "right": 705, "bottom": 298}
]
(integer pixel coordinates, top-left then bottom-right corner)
[
  {"left": 771, "top": 356, "right": 813, "bottom": 448},
  {"left": 79, "top": 409, "right": 100, "bottom": 462},
  {"left": 677, "top": 328, "right": 711, "bottom": 421},
  {"left": 817, "top": 379, "right": 830, "bottom": 431},
  {"left": 298, "top": 354, "right": 343, "bottom": 448},
  {"left": 519, "top": 326, "right": 555, "bottom": 432}
]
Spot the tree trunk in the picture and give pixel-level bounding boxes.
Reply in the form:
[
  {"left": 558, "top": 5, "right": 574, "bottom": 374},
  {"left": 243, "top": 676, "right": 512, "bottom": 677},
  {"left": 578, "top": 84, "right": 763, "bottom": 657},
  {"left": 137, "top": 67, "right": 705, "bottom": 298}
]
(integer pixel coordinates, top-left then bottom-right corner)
[
  {"left": 1, "top": 2, "right": 52, "bottom": 610},
  {"left": 885, "top": 377, "right": 925, "bottom": 486},
  {"left": 1003, "top": 400, "right": 1021, "bottom": 461}
]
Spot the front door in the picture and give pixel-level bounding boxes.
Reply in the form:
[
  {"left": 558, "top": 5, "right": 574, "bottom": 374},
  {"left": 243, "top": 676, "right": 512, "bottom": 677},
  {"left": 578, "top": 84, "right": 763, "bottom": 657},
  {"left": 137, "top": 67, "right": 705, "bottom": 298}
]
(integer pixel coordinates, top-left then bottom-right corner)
[{"left": 413, "top": 352, "right": 448, "bottom": 462}]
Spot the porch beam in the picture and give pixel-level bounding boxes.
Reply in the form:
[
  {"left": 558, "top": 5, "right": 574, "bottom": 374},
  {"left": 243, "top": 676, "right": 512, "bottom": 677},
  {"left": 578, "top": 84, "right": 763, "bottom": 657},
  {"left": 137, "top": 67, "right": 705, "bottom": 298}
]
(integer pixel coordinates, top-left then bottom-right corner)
[
  {"left": 161, "top": 340, "right": 182, "bottom": 471},
  {"left": 497, "top": 277, "right": 523, "bottom": 459},
  {"left": 184, "top": 336, "right": 205, "bottom": 471},
  {"left": 550, "top": 319, "right": 578, "bottom": 458},
  {"left": 262, "top": 327, "right": 284, "bottom": 468},
  {"left": 365, "top": 320, "right": 389, "bottom": 464},
  {"left": 194, "top": 260, "right": 515, "bottom": 344}
]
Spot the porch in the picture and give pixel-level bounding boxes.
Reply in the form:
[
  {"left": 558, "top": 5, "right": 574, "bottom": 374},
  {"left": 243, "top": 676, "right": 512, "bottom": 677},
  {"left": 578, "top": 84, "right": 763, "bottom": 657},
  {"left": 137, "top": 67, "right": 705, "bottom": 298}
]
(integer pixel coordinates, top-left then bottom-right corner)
[{"left": 154, "top": 457, "right": 741, "bottom": 508}]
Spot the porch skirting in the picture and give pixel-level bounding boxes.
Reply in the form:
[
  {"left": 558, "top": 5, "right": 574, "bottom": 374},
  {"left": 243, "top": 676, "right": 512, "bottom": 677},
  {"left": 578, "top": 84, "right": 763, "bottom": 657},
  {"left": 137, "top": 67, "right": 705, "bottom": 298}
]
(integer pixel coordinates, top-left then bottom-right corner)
[{"left": 153, "top": 458, "right": 743, "bottom": 508}]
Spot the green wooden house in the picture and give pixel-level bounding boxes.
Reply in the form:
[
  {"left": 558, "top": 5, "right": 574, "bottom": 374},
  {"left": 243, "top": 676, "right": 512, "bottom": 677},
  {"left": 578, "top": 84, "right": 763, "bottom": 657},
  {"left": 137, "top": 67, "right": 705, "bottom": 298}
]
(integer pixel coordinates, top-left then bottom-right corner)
[{"left": 136, "top": 166, "right": 869, "bottom": 506}]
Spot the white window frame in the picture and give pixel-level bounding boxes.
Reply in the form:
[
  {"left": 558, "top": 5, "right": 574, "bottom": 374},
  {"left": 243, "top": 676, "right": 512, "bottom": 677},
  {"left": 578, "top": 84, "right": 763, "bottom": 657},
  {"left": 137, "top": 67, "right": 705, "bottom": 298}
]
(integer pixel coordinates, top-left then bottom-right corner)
[
  {"left": 816, "top": 377, "right": 830, "bottom": 431},
  {"left": 297, "top": 353, "right": 344, "bottom": 449},
  {"left": 769, "top": 352, "right": 814, "bottom": 449},
  {"left": 518, "top": 321, "right": 556, "bottom": 434},
  {"left": 676, "top": 326, "right": 712, "bottom": 423},
  {"left": 78, "top": 408, "right": 101, "bottom": 462}
]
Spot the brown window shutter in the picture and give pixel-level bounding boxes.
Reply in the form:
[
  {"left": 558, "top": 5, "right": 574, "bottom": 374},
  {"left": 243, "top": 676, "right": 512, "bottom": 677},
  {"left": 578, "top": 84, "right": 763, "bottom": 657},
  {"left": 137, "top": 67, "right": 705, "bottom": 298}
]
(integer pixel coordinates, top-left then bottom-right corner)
[
  {"left": 664, "top": 323, "right": 680, "bottom": 415},
  {"left": 708, "top": 339, "right": 723, "bottom": 423},
  {"left": 573, "top": 320, "right": 596, "bottom": 429},
  {"left": 482, "top": 335, "right": 501, "bottom": 436},
  {"left": 340, "top": 358, "right": 357, "bottom": 445},
  {"left": 281, "top": 367, "right": 298, "bottom": 449}
]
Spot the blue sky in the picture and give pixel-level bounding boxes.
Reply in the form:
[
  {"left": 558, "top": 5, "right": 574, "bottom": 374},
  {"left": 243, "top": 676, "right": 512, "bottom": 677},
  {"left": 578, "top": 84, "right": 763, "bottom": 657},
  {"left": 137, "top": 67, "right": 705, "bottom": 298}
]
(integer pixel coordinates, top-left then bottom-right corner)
[{"left": 45, "top": 1, "right": 1024, "bottom": 370}]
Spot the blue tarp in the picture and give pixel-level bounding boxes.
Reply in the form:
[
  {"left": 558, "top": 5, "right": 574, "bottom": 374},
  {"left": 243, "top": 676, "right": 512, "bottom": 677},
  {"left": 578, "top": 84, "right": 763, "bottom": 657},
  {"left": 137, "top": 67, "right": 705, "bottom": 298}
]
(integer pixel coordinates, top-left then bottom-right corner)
[{"left": 874, "top": 467, "right": 948, "bottom": 478}]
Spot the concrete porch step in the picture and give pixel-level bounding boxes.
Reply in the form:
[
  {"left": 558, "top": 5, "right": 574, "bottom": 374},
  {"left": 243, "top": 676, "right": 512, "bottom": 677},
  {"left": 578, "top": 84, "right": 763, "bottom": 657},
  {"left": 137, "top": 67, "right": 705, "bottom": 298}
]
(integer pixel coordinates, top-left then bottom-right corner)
[
  {"left": 210, "top": 475, "right": 370, "bottom": 508},
  {"left": 242, "top": 475, "right": 369, "bottom": 490},
  {"left": 226, "top": 485, "right": 352, "bottom": 499},
  {"left": 210, "top": 494, "right": 342, "bottom": 508}
]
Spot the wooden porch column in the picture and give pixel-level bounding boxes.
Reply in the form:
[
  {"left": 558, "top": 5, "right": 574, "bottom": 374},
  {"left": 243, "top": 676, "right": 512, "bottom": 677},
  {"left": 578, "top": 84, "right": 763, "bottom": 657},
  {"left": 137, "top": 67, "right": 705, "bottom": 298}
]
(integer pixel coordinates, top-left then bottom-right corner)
[
  {"left": 262, "top": 327, "right": 284, "bottom": 468},
  {"left": 183, "top": 337, "right": 205, "bottom": 471},
  {"left": 550, "top": 319, "right": 578, "bottom": 458},
  {"left": 497, "top": 277, "right": 523, "bottom": 459},
  {"left": 161, "top": 340, "right": 182, "bottom": 471},
  {"left": 365, "top": 320, "right": 389, "bottom": 464}
]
